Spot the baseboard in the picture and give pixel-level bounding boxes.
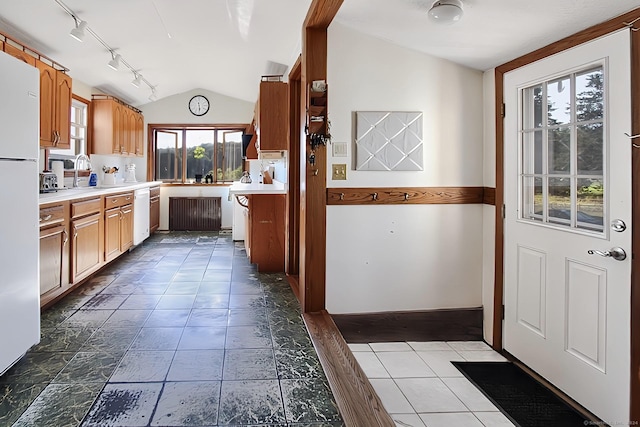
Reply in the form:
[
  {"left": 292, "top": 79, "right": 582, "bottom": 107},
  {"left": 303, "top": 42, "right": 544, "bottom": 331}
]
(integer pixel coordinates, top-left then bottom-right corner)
[{"left": 332, "top": 307, "right": 483, "bottom": 343}]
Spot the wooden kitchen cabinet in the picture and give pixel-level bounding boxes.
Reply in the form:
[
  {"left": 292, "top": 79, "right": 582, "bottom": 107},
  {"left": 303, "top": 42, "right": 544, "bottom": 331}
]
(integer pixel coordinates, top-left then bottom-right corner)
[
  {"left": 247, "top": 194, "right": 285, "bottom": 272},
  {"left": 70, "top": 198, "right": 103, "bottom": 283},
  {"left": 104, "top": 192, "right": 134, "bottom": 262},
  {"left": 149, "top": 186, "right": 160, "bottom": 233},
  {"left": 37, "top": 59, "right": 71, "bottom": 149},
  {"left": 255, "top": 81, "right": 288, "bottom": 151},
  {"left": 4, "top": 43, "right": 36, "bottom": 66},
  {"left": 92, "top": 96, "right": 144, "bottom": 157},
  {"left": 39, "top": 202, "right": 70, "bottom": 306}
]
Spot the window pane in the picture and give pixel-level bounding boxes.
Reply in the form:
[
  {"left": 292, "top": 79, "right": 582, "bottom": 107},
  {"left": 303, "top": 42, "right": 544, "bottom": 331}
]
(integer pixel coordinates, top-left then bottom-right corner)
[
  {"left": 577, "top": 178, "right": 604, "bottom": 231},
  {"left": 577, "top": 123, "right": 603, "bottom": 175},
  {"left": 548, "top": 127, "right": 570, "bottom": 174},
  {"left": 156, "top": 131, "right": 181, "bottom": 181},
  {"left": 222, "top": 131, "right": 243, "bottom": 181},
  {"left": 547, "top": 76, "right": 571, "bottom": 126},
  {"left": 522, "top": 130, "right": 543, "bottom": 174},
  {"left": 522, "top": 176, "right": 543, "bottom": 222},
  {"left": 548, "top": 177, "right": 571, "bottom": 225},
  {"left": 523, "top": 84, "right": 543, "bottom": 129},
  {"left": 576, "top": 67, "right": 603, "bottom": 122},
  {"left": 186, "top": 130, "right": 214, "bottom": 179}
]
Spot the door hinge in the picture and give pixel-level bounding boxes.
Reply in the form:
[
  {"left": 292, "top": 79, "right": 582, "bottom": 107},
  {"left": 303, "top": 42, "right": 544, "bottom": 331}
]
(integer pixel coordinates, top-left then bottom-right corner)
[
  {"left": 501, "top": 103, "right": 506, "bottom": 118},
  {"left": 501, "top": 204, "right": 506, "bottom": 219}
]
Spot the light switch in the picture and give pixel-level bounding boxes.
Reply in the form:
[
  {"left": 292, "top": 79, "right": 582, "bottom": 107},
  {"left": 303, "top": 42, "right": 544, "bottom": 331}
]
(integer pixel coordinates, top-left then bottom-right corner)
[{"left": 332, "top": 164, "right": 347, "bottom": 180}]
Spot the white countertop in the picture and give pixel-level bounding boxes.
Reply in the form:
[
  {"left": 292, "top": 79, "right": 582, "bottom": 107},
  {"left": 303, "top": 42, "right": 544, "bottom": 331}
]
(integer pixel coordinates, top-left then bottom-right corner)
[
  {"left": 227, "top": 180, "right": 287, "bottom": 195},
  {"left": 39, "top": 181, "right": 163, "bottom": 204}
]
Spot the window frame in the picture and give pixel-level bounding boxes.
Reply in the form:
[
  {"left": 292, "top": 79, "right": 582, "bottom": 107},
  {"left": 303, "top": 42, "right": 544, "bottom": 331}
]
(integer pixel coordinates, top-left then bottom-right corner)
[{"left": 148, "top": 123, "right": 248, "bottom": 184}]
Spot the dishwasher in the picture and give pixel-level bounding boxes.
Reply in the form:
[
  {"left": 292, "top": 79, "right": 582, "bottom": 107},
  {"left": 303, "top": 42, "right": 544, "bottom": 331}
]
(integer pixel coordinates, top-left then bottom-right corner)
[{"left": 133, "top": 187, "right": 150, "bottom": 245}]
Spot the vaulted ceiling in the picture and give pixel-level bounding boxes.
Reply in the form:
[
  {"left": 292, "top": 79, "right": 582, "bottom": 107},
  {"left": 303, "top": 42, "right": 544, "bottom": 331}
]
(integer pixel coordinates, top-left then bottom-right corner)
[{"left": 0, "top": 0, "right": 637, "bottom": 107}]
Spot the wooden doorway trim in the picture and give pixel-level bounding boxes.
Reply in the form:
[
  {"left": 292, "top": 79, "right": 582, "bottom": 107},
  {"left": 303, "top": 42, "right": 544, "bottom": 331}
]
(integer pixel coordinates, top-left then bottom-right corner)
[
  {"left": 493, "top": 8, "right": 640, "bottom": 422},
  {"left": 298, "top": 0, "right": 343, "bottom": 313},
  {"left": 287, "top": 56, "right": 302, "bottom": 292}
]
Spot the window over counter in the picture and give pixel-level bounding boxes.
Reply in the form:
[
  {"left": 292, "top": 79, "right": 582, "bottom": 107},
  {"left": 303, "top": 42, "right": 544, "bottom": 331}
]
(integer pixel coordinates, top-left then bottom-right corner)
[
  {"left": 48, "top": 95, "right": 89, "bottom": 169},
  {"left": 150, "top": 124, "right": 246, "bottom": 183}
]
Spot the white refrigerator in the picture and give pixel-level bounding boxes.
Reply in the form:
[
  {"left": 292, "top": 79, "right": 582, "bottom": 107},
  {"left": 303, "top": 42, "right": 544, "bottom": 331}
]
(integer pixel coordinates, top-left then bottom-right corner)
[{"left": 0, "top": 51, "right": 41, "bottom": 375}]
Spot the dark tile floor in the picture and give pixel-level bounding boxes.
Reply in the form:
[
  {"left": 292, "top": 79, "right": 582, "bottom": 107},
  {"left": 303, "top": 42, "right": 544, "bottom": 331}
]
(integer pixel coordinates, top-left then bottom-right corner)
[{"left": 0, "top": 232, "right": 343, "bottom": 427}]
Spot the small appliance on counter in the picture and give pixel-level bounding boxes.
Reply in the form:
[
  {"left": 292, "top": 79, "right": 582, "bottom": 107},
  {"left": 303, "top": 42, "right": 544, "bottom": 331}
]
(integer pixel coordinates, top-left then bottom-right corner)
[
  {"left": 123, "top": 163, "right": 137, "bottom": 183},
  {"left": 39, "top": 171, "right": 58, "bottom": 193}
]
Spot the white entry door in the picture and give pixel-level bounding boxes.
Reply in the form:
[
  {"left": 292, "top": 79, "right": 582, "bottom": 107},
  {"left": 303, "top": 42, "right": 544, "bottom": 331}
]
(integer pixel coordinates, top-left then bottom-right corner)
[{"left": 504, "top": 29, "right": 631, "bottom": 423}]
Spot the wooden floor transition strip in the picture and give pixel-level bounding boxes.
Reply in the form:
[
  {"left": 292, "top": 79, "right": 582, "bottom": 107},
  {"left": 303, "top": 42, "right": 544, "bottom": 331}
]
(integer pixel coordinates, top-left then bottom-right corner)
[{"left": 303, "top": 310, "right": 395, "bottom": 427}]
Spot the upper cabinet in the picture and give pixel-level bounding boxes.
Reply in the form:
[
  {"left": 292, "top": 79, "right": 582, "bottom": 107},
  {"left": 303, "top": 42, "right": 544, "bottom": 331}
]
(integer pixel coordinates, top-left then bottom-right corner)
[
  {"left": 2, "top": 38, "right": 71, "bottom": 149},
  {"left": 255, "top": 81, "right": 288, "bottom": 152},
  {"left": 37, "top": 60, "right": 72, "bottom": 149},
  {"left": 91, "top": 96, "right": 144, "bottom": 157},
  {"left": 4, "top": 43, "right": 36, "bottom": 66}
]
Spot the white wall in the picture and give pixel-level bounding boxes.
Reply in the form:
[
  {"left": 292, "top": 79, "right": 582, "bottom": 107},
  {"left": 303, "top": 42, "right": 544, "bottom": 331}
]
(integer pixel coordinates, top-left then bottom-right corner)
[
  {"left": 326, "top": 23, "right": 485, "bottom": 314},
  {"left": 159, "top": 185, "right": 234, "bottom": 231},
  {"left": 482, "top": 69, "right": 497, "bottom": 344}
]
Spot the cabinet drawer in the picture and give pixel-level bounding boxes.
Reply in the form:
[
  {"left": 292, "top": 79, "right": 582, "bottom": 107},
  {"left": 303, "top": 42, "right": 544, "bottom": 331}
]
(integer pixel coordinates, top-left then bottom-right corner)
[
  {"left": 39, "top": 204, "right": 65, "bottom": 228},
  {"left": 71, "top": 198, "right": 101, "bottom": 219},
  {"left": 104, "top": 192, "right": 134, "bottom": 208},
  {"left": 150, "top": 186, "right": 160, "bottom": 198}
]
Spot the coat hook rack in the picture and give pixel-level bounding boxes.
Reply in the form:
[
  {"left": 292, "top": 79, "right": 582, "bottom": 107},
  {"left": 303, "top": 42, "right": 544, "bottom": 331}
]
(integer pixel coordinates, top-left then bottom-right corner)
[
  {"left": 623, "top": 16, "right": 640, "bottom": 31},
  {"left": 624, "top": 132, "right": 640, "bottom": 139}
]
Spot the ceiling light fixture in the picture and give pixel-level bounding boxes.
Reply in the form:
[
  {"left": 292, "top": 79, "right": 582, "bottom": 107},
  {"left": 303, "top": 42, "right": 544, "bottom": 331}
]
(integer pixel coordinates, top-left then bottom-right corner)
[
  {"left": 428, "top": 0, "right": 464, "bottom": 25},
  {"left": 69, "top": 18, "right": 86, "bottom": 42},
  {"left": 108, "top": 52, "right": 121, "bottom": 71},
  {"left": 131, "top": 72, "right": 143, "bottom": 88},
  {"left": 54, "top": 0, "right": 159, "bottom": 102}
]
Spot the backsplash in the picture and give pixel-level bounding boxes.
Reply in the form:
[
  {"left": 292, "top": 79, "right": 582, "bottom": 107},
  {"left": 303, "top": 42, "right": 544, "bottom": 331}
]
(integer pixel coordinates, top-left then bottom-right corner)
[{"left": 246, "top": 156, "right": 288, "bottom": 184}]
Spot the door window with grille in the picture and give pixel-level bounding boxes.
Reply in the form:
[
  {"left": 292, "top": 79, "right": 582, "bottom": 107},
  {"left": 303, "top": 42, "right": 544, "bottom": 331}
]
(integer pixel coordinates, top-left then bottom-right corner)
[{"left": 520, "top": 65, "right": 605, "bottom": 233}]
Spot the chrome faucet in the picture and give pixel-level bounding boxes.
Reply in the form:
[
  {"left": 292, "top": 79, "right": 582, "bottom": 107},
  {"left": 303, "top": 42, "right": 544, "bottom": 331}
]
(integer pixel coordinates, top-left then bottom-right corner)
[{"left": 73, "top": 154, "right": 92, "bottom": 187}]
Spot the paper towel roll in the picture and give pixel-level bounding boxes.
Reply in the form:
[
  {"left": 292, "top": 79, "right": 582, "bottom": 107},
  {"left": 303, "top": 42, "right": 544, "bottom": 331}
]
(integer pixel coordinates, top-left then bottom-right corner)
[{"left": 52, "top": 161, "right": 64, "bottom": 189}]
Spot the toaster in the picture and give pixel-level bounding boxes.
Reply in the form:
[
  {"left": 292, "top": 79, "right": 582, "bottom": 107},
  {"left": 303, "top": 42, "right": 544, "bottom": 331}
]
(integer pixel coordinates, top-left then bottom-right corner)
[{"left": 39, "top": 172, "right": 58, "bottom": 193}]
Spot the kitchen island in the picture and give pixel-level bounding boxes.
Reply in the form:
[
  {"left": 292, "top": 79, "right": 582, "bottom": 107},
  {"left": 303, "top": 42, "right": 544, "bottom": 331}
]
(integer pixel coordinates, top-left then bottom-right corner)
[{"left": 228, "top": 180, "right": 287, "bottom": 272}]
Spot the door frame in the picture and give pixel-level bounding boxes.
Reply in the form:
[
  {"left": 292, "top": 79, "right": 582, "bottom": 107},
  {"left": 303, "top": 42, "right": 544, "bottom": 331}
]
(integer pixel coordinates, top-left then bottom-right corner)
[{"left": 493, "top": 9, "right": 640, "bottom": 422}]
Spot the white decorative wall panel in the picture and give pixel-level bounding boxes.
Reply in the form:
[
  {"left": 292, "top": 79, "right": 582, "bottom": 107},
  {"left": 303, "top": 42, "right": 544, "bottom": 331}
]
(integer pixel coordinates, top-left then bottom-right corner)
[
  {"left": 355, "top": 111, "right": 423, "bottom": 171},
  {"left": 516, "top": 246, "right": 547, "bottom": 337},
  {"left": 565, "top": 260, "right": 606, "bottom": 372}
]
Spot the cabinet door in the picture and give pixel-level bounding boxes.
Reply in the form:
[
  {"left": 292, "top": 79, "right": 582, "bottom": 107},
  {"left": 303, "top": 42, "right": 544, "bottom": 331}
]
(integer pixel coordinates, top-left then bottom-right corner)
[
  {"left": 55, "top": 72, "right": 72, "bottom": 149},
  {"left": 39, "top": 224, "right": 67, "bottom": 296},
  {"left": 258, "top": 82, "right": 288, "bottom": 151},
  {"left": 249, "top": 194, "right": 285, "bottom": 272},
  {"left": 135, "top": 113, "right": 144, "bottom": 156},
  {"left": 37, "top": 60, "right": 56, "bottom": 147},
  {"left": 150, "top": 196, "right": 160, "bottom": 233},
  {"left": 4, "top": 44, "right": 36, "bottom": 66},
  {"left": 104, "top": 208, "right": 121, "bottom": 262},
  {"left": 113, "top": 103, "right": 123, "bottom": 154},
  {"left": 71, "top": 213, "right": 102, "bottom": 283},
  {"left": 120, "top": 204, "right": 134, "bottom": 252}
]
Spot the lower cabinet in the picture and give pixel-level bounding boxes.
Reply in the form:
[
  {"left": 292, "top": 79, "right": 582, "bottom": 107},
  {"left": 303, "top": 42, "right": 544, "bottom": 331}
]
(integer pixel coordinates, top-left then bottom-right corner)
[
  {"left": 104, "top": 192, "right": 134, "bottom": 262},
  {"left": 39, "top": 203, "right": 70, "bottom": 306},
  {"left": 150, "top": 186, "right": 160, "bottom": 233},
  {"left": 71, "top": 212, "right": 103, "bottom": 283},
  {"left": 247, "top": 194, "right": 285, "bottom": 272}
]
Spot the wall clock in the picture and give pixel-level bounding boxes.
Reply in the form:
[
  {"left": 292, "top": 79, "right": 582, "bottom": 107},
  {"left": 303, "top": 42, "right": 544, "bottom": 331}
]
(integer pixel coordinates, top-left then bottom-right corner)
[{"left": 188, "top": 95, "right": 210, "bottom": 116}]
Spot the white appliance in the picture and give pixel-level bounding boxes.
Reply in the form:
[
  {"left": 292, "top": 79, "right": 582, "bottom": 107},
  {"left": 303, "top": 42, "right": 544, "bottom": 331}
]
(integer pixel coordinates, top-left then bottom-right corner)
[
  {"left": 232, "top": 194, "right": 247, "bottom": 241},
  {"left": 0, "top": 51, "right": 40, "bottom": 375},
  {"left": 133, "top": 187, "right": 150, "bottom": 245}
]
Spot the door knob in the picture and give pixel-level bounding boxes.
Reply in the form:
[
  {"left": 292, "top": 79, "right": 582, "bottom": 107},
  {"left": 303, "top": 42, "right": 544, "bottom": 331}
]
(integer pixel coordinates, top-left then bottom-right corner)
[{"left": 587, "top": 247, "right": 627, "bottom": 261}]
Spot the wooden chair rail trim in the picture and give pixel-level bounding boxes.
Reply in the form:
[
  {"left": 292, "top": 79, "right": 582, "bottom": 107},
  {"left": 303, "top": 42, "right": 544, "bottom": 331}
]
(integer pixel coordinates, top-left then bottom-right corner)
[
  {"left": 303, "top": 310, "right": 395, "bottom": 427},
  {"left": 327, "top": 186, "right": 494, "bottom": 205}
]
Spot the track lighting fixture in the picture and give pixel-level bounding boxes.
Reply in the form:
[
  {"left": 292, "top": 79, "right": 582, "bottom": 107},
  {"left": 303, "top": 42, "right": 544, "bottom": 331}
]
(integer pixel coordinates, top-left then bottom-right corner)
[
  {"left": 108, "top": 53, "right": 121, "bottom": 71},
  {"left": 56, "top": 0, "right": 158, "bottom": 101},
  {"left": 131, "top": 73, "right": 143, "bottom": 88},
  {"left": 69, "top": 19, "right": 86, "bottom": 42}
]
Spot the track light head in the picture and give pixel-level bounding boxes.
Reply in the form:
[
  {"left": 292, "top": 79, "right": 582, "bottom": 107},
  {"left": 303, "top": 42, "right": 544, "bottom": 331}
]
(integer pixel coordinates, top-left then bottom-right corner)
[
  {"left": 148, "top": 88, "right": 158, "bottom": 101},
  {"left": 69, "top": 19, "right": 87, "bottom": 42},
  {"left": 108, "top": 53, "right": 121, "bottom": 71},
  {"left": 131, "top": 73, "right": 143, "bottom": 88}
]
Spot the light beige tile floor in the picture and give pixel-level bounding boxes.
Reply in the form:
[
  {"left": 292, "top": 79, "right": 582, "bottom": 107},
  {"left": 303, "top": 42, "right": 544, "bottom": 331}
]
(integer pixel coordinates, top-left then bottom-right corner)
[{"left": 349, "top": 341, "right": 516, "bottom": 427}]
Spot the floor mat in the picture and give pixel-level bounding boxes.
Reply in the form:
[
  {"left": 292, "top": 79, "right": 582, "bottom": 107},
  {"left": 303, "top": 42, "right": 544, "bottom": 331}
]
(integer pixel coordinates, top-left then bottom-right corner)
[{"left": 453, "top": 362, "right": 590, "bottom": 427}]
